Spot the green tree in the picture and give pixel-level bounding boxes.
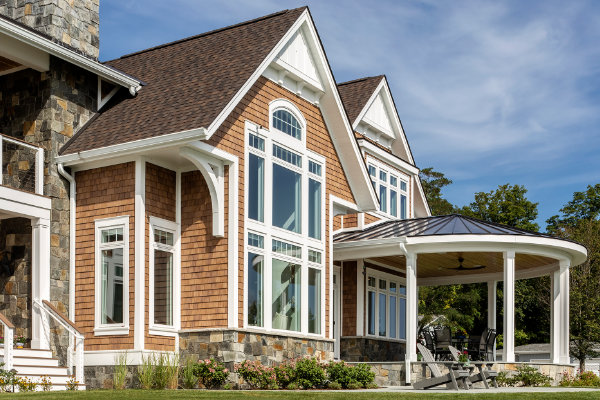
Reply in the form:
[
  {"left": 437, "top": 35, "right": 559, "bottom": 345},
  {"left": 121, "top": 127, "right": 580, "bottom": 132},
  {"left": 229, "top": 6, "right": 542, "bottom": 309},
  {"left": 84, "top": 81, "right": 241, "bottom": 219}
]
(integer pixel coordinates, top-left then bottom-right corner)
[
  {"left": 419, "top": 167, "right": 455, "bottom": 216},
  {"left": 459, "top": 184, "right": 539, "bottom": 232},
  {"left": 547, "top": 185, "right": 600, "bottom": 371}
]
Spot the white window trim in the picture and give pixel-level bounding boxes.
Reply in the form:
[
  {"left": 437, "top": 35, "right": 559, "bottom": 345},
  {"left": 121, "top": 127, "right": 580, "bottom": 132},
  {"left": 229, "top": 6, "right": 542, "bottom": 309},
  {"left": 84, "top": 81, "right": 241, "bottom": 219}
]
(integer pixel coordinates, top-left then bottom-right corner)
[
  {"left": 366, "top": 269, "right": 407, "bottom": 343},
  {"left": 148, "top": 216, "right": 180, "bottom": 337},
  {"left": 367, "top": 156, "right": 410, "bottom": 219},
  {"left": 94, "top": 216, "right": 130, "bottom": 336},
  {"left": 243, "top": 106, "right": 327, "bottom": 338}
]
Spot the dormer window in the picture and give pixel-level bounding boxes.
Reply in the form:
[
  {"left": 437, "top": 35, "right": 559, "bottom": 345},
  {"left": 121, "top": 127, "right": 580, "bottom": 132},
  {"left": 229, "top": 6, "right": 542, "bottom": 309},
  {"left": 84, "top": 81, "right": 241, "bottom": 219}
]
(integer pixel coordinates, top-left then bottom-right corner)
[
  {"left": 272, "top": 109, "right": 302, "bottom": 140},
  {"left": 368, "top": 160, "right": 409, "bottom": 219}
]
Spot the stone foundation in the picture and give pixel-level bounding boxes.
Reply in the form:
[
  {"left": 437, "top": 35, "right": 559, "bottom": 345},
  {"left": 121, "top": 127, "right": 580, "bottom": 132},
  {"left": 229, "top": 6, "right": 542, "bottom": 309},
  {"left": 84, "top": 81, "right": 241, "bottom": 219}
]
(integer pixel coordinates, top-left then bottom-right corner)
[
  {"left": 340, "top": 336, "right": 405, "bottom": 362},
  {"left": 84, "top": 365, "right": 140, "bottom": 390},
  {"left": 348, "top": 362, "right": 406, "bottom": 387}
]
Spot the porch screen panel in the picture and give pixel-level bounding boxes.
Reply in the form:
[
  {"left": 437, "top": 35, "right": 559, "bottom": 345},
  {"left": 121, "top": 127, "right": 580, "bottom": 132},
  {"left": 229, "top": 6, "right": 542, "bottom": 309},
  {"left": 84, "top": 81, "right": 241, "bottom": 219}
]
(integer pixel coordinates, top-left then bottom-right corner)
[
  {"left": 101, "top": 248, "right": 124, "bottom": 324},
  {"left": 272, "top": 259, "right": 301, "bottom": 331},
  {"left": 247, "top": 252, "right": 264, "bottom": 327}
]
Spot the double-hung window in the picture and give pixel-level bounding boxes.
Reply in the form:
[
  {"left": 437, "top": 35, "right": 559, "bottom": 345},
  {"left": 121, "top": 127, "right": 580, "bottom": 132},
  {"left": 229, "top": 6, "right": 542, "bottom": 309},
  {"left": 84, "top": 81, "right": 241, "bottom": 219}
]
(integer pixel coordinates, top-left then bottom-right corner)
[
  {"left": 244, "top": 100, "right": 325, "bottom": 336},
  {"left": 367, "top": 273, "right": 407, "bottom": 340},
  {"left": 149, "top": 217, "right": 178, "bottom": 335},
  {"left": 368, "top": 161, "right": 409, "bottom": 219},
  {"left": 95, "top": 216, "right": 129, "bottom": 335}
]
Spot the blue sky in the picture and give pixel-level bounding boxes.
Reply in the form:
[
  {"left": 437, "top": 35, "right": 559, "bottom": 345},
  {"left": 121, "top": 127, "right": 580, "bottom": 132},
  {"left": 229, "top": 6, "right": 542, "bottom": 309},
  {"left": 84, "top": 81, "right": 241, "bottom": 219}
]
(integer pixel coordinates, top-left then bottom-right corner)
[{"left": 100, "top": 0, "right": 600, "bottom": 230}]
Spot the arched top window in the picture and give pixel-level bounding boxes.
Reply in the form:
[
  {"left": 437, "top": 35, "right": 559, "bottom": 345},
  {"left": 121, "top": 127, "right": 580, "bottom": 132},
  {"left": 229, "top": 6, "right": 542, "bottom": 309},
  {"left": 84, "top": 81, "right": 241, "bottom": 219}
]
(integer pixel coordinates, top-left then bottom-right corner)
[{"left": 272, "top": 109, "right": 302, "bottom": 140}]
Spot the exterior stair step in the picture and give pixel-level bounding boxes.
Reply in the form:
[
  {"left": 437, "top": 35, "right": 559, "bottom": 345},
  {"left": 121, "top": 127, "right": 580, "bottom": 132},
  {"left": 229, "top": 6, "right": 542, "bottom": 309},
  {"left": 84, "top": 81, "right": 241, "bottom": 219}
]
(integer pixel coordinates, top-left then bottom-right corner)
[{"left": 0, "top": 355, "right": 60, "bottom": 367}]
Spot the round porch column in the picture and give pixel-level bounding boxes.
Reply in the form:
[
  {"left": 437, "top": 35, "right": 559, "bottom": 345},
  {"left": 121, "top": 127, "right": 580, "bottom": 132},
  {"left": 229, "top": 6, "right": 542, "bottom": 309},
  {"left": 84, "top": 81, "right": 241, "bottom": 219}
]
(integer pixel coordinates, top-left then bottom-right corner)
[
  {"left": 559, "top": 260, "right": 570, "bottom": 364},
  {"left": 405, "top": 251, "right": 417, "bottom": 384},
  {"left": 31, "top": 217, "right": 51, "bottom": 350},
  {"left": 487, "top": 281, "right": 497, "bottom": 329},
  {"left": 502, "top": 250, "right": 516, "bottom": 362}
]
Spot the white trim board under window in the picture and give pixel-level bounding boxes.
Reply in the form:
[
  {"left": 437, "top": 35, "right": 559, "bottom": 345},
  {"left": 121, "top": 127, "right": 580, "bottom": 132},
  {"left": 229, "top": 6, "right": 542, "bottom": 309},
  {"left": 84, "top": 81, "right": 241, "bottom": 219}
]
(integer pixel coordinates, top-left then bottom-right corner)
[
  {"left": 148, "top": 216, "right": 180, "bottom": 337},
  {"left": 94, "top": 216, "right": 130, "bottom": 336}
]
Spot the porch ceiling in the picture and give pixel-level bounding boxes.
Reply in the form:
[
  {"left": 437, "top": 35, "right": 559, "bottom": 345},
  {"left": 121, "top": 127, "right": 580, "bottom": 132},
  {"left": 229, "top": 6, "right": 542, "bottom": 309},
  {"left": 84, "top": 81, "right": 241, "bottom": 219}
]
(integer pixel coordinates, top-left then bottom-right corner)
[
  {"left": 0, "top": 55, "right": 20, "bottom": 71},
  {"left": 367, "top": 252, "right": 557, "bottom": 280}
]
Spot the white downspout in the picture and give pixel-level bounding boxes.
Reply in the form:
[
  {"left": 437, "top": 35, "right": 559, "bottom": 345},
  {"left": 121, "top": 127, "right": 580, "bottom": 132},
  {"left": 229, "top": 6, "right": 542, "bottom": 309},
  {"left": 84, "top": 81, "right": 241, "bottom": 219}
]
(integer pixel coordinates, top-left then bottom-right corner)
[{"left": 57, "top": 163, "right": 76, "bottom": 321}]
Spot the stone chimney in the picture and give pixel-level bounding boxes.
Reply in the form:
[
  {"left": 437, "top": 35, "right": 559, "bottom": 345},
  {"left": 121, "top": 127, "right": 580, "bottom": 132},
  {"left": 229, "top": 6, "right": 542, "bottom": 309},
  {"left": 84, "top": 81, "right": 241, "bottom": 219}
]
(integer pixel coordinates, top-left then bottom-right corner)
[{"left": 0, "top": 0, "right": 100, "bottom": 59}]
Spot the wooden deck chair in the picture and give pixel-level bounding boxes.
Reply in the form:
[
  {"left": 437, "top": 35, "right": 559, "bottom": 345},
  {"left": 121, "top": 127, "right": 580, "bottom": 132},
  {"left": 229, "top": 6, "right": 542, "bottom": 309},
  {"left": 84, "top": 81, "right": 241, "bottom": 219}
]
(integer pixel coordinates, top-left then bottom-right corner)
[
  {"left": 448, "top": 345, "right": 498, "bottom": 389},
  {"left": 413, "top": 343, "right": 470, "bottom": 390}
]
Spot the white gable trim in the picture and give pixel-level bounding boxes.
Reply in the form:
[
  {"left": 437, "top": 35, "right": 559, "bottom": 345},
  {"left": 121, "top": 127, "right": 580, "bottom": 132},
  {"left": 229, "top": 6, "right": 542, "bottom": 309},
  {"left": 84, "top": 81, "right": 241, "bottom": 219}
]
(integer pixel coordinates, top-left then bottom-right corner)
[
  {"left": 352, "top": 78, "right": 414, "bottom": 165},
  {"left": 204, "top": 9, "right": 378, "bottom": 211}
]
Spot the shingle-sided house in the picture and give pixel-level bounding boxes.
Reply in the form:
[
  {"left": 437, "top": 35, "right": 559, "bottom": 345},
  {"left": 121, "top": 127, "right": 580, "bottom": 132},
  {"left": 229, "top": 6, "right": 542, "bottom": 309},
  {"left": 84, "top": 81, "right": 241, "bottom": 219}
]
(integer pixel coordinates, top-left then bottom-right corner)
[{"left": 0, "top": 1, "right": 587, "bottom": 389}]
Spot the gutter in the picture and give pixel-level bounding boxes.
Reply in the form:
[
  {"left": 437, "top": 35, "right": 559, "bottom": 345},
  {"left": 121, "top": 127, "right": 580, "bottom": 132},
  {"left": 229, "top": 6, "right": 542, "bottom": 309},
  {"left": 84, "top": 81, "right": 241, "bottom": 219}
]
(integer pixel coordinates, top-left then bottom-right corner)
[{"left": 57, "top": 163, "right": 76, "bottom": 322}]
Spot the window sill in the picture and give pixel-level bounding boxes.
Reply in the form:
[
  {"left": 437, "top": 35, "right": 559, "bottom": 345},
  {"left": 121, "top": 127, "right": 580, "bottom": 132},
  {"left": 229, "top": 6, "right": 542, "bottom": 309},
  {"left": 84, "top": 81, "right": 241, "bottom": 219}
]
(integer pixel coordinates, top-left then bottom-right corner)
[
  {"left": 149, "top": 326, "right": 178, "bottom": 337},
  {"left": 94, "top": 326, "right": 129, "bottom": 336}
]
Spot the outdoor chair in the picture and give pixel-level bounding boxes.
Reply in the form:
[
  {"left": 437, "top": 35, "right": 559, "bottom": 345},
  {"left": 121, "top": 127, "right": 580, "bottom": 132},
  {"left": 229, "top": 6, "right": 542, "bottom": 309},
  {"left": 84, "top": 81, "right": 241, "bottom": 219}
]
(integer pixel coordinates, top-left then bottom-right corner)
[
  {"left": 423, "top": 330, "right": 437, "bottom": 357},
  {"left": 449, "top": 345, "right": 498, "bottom": 389},
  {"left": 413, "top": 343, "right": 470, "bottom": 390},
  {"left": 434, "top": 326, "right": 452, "bottom": 360},
  {"left": 468, "top": 327, "right": 489, "bottom": 360},
  {"left": 484, "top": 329, "right": 497, "bottom": 362}
]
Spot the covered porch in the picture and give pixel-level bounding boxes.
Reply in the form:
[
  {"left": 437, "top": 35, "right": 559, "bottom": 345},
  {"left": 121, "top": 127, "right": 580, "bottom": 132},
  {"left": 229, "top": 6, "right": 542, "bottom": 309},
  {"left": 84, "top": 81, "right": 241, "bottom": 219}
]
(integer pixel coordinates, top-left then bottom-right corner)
[{"left": 333, "top": 214, "right": 587, "bottom": 384}]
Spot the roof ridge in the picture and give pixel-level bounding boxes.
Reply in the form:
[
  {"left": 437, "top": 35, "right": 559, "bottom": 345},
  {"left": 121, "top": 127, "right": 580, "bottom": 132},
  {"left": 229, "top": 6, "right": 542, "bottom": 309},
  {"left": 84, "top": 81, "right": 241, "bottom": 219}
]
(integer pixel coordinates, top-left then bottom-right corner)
[
  {"left": 337, "top": 75, "right": 385, "bottom": 87},
  {"left": 110, "top": 7, "right": 307, "bottom": 61}
]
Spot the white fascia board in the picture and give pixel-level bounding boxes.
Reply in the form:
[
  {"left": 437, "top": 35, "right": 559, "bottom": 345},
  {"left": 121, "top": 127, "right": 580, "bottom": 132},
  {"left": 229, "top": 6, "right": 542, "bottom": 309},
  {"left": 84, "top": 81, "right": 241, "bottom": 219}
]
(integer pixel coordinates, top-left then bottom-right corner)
[
  {"left": 359, "top": 139, "right": 419, "bottom": 175},
  {"left": 0, "top": 18, "right": 142, "bottom": 94},
  {"left": 0, "top": 186, "right": 51, "bottom": 220},
  {"left": 0, "top": 33, "right": 49, "bottom": 71},
  {"left": 56, "top": 127, "right": 208, "bottom": 166},
  {"left": 204, "top": 10, "right": 378, "bottom": 212}
]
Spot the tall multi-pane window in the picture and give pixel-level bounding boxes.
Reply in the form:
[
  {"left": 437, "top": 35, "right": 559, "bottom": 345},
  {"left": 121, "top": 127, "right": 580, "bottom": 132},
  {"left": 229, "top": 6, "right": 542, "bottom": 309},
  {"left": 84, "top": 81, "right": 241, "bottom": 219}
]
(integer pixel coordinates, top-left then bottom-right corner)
[
  {"left": 151, "top": 225, "right": 175, "bottom": 327},
  {"left": 368, "top": 162, "right": 410, "bottom": 219},
  {"left": 100, "top": 227, "right": 124, "bottom": 325},
  {"left": 245, "top": 101, "right": 325, "bottom": 336},
  {"left": 367, "top": 273, "right": 407, "bottom": 341},
  {"left": 95, "top": 216, "right": 129, "bottom": 334}
]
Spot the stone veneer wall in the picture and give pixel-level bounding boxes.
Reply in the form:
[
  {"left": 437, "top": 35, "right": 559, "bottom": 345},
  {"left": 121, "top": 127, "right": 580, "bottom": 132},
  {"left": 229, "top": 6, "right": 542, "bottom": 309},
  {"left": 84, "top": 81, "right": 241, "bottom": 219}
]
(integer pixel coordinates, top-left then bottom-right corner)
[
  {"left": 340, "top": 337, "right": 405, "bottom": 362},
  {"left": 0, "top": 0, "right": 100, "bottom": 59},
  {"left": 348, "top": 362, "right": 406, "bottom": 387},
  {"left": 83, "top": 329, "right": 335, "bottom": 389},
  {"left": 0, "top": 57, "right": 97, "bottom": 362}
]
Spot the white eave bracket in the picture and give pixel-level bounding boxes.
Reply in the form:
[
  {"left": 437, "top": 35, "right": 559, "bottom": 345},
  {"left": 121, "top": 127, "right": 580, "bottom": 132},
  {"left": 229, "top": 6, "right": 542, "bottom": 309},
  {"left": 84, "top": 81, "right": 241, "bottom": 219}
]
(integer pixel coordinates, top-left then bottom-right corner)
[{"left": 179, "top": 146, "right": 225, "bottom": 237}]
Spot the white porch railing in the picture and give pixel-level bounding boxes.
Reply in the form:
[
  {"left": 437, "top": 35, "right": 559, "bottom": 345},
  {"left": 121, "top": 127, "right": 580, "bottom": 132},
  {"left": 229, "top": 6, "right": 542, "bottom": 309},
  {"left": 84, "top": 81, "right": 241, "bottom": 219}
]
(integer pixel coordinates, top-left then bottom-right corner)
[
  {"left": 0, "top": 312, "right": 14, "bottom": 370},
  {"left": 33, "top": 300, "right": 84, "bottom": 384},
  {"left": 0, "top": 133, "right": 44, "bottom": 195}
]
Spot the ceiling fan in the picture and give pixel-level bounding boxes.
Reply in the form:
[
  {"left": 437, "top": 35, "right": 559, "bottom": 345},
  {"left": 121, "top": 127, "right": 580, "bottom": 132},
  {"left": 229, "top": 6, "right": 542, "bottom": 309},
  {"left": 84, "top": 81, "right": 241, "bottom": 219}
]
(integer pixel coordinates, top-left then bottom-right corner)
[{"left": 441, "top": 256, "right": 486, "bottom": 271}]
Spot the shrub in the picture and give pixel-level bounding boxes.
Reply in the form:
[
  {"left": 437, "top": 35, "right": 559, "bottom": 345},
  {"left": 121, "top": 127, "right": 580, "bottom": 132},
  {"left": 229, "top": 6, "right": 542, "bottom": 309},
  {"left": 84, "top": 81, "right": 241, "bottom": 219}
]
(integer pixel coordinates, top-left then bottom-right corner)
[
  {"left": 138, "top": 355, "right": 154, "bottom": 390},
  {"left": 286, "top": 382, "right": 299, "bottom": 390},
  {"left": 351, "top": 363, "right": 375, "bottom": 388},
  {"left": 16, "top": 377, "right": 37, "bottom": 392},
  {"left": 113, "top": 352, "right": 128, "bottom": 390},
  {"left": 39, "top": 375, "right": 52, "bottom": 391},
  {"left": 496, "top": 371, "right": 515, "bottom": 387},
  {"left": 182, "top": 357, "right": 198, "bottom": 389},
  {"left": 195, "top": 358, "right": 229, "bottom": 389},
  {"left": 295, "top": 357, "right": 326, "bottom": 389},
  {"left": 560, "top": 370, "right": 600, "bottom": 387},
  {"left": 513, "top": 365, "right": 552, "bottom": 387},
  {"left": 327, "top": 381, "right": 342, "bottom": 390},
  {"left": 0, "top": 363, "right": 17, "bottom": 392},
  {"left": 347, "top": 381, "right": 362, "bottom": 390},
  {"left": 274, "top": 360, "right": 296, "bottom": 388},
  {"left": 235, "top": 360, "right": 277, "bottom": 389}
]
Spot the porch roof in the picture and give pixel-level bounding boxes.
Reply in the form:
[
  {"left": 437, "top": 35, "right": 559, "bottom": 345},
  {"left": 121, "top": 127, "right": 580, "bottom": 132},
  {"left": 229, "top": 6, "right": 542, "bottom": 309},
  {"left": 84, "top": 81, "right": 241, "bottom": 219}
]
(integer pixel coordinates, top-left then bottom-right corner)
[{"left": 334, "top": 214, "right": 565, "bottom": 243}]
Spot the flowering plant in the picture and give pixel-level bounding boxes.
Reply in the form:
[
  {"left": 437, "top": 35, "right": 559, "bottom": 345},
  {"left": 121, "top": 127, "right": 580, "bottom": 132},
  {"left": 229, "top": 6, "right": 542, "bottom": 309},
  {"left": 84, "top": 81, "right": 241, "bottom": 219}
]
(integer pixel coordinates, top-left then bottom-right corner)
[
  {"left": 458, "top": 350, "right": 469, "bottom": 364},
  {"left": 235, "top": 360, "right": 277, "bottom": 389},
  {"left": 194, "top": 358, "right": 229, "bottom": 389},
  {"left": 14, "top": 336, "right": 27, "bottom": 344}
]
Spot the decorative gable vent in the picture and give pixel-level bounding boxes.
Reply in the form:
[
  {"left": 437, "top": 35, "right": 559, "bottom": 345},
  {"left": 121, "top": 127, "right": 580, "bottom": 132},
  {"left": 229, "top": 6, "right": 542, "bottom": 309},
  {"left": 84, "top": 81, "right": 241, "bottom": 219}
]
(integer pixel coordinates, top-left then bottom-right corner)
[{"left": 363, "top": 94, "right": 394, "bottom": 138}]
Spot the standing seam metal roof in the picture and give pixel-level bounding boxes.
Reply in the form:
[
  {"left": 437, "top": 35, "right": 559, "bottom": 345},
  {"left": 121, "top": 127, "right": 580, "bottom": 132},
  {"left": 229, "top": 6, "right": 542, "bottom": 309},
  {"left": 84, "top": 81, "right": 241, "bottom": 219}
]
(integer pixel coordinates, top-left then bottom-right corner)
[{"left": 333, "top": 214, "right": 563, "bottom": 243}]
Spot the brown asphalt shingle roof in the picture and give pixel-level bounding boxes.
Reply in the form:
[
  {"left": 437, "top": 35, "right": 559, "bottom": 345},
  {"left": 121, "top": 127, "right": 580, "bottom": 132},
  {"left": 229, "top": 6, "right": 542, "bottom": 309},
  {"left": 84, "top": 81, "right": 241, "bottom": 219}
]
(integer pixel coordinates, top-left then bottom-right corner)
[
  {"left": 60, "top": 7, "right": 306, "bottom": 155},
  {"left": 337, "top": 75, "right": 384, "bottom": 125}
]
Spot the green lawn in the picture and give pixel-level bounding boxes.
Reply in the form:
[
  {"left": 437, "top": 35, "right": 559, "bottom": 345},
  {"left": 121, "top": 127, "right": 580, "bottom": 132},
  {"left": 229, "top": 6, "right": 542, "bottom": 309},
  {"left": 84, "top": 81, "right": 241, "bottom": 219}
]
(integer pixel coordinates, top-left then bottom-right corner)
[{"left": 4, "top": 391, "right": 600, "bottom": 400}]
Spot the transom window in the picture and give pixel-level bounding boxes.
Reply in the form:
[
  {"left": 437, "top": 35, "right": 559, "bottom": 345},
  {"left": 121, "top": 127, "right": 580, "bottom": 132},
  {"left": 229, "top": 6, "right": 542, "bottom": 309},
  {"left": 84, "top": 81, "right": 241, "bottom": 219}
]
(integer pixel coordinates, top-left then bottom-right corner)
[
  {"left": 272, "top": 109, "right": 302, "bottom": 140},
  {"left": 244, "top": 99, "right": 325, "bottom": 336},
  {"left": 367, "top": 273, "right": 407, "bottom": 340},
  {"left": 368, "top": 161, "right": 409, "bottom": 219}
]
